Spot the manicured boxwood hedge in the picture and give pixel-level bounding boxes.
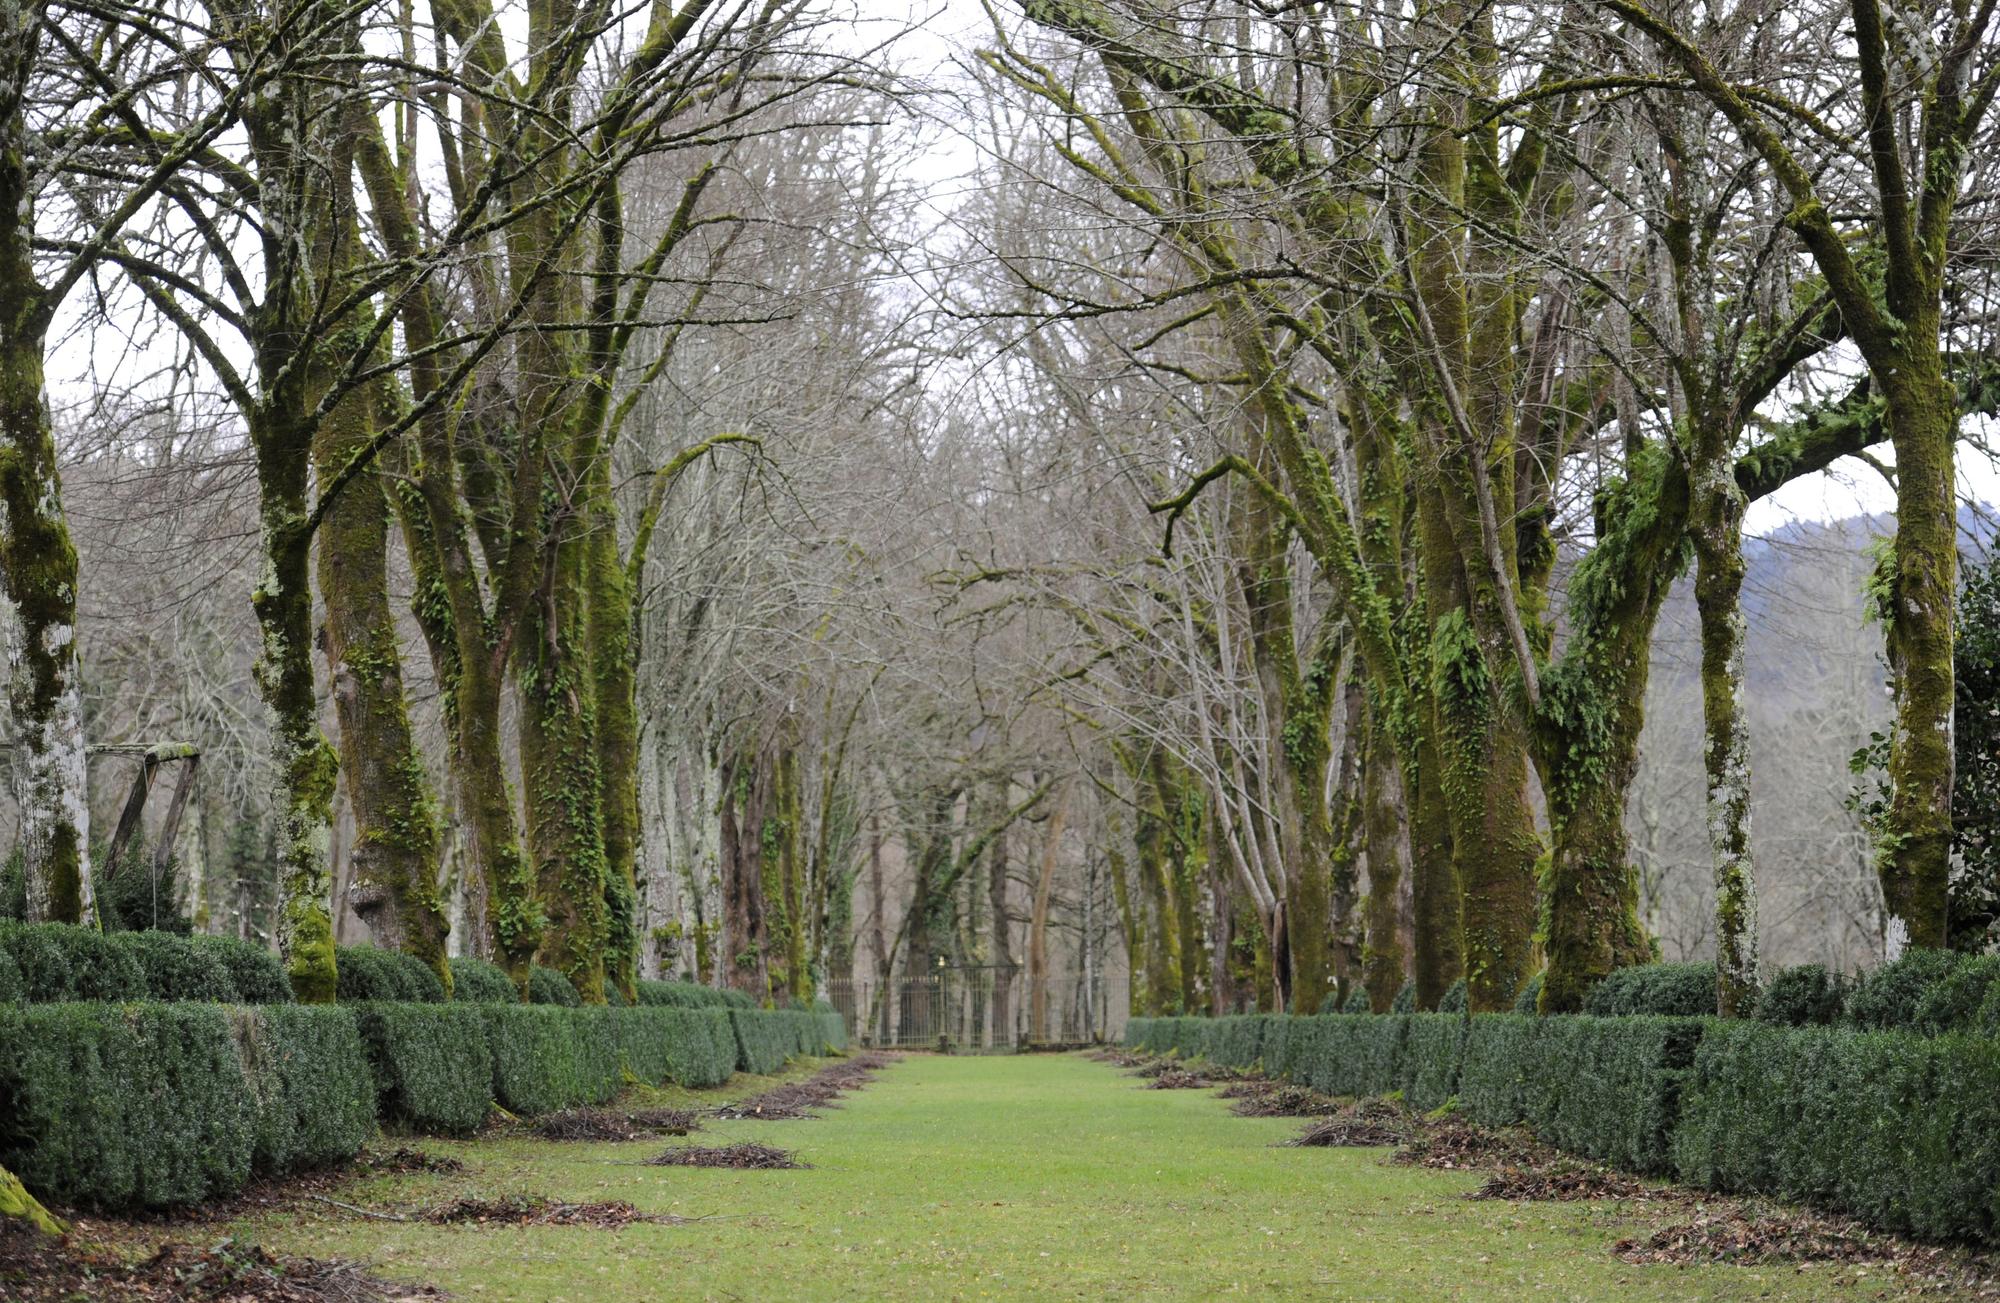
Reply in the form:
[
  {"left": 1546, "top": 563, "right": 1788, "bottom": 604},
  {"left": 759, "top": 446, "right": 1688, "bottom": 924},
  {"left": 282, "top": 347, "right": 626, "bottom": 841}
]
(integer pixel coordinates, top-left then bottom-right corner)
[
  {"left": 448, "top": 955, "right": 519, "bottom": 1003},
  {"left": 1673, "top": 1021, "right": 2000, "bottom": 1242},
  {"left": 1128, "top": 1008, "right": 1998, "bottom": 1242},
  {"left": 0, "top": 922, "right": 293, "bottom": 1005},
  {"left": 352, "top": 1002, "right": 493, "bottom": 1134},
  {"left": 337, "top": 945, "right": 446, "bottom": 1003},
  {"left": 0, "top": 1002, "right": 369, "bottom": 1209}
]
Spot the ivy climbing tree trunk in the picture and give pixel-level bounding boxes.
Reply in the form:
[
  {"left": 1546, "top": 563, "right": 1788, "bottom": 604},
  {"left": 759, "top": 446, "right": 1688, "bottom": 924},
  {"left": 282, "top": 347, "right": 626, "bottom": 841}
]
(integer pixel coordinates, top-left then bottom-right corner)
[{"left": 1691, "top": 465, "right": 1757, "bottom": 1013}]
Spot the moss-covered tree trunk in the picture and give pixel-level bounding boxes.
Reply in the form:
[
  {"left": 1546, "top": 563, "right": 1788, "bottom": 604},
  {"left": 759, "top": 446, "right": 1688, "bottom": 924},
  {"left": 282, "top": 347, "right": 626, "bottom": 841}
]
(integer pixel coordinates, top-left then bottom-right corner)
[
  {"left": 586, "top": 466, "right": 642, "bottom": 1001},
  {"left": 1877, "top": 358, "right": 1957, "bottom": 950},
  {"left": 251, "top": 409, "right": 339, "bottom": 1003},
  {"left": 315, "top": 384, "right": 449, "bottom": 991},
  {"left": 1406, "top": 703, "right": 1460, "bottom": 1005},
  {"left": 1361, "top": 696, "right": 1411, "bottom": 1010},
  {"left": 0, "top": 63, "right": 90, "bottom": 925},
  {"left": 1683, "top": 449, "right": 1758, "bottom": 1012}
]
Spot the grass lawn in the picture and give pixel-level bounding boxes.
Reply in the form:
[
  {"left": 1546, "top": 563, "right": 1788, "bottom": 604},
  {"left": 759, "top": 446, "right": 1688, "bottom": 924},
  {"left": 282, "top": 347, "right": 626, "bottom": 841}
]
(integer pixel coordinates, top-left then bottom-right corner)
[{"left": 214, "top": 1052, "right": 1888, "bottom": 1301}]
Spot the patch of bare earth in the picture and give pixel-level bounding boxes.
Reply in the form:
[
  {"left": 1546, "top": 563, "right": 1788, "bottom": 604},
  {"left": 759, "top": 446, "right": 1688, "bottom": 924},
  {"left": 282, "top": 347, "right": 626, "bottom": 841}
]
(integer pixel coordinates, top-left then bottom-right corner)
[
  {"left": 646, "top": 1143, "right": 806, "bottom": 1170},
  {"left": 0, "top": 1222, "right": 441, "bottom": 1302}
]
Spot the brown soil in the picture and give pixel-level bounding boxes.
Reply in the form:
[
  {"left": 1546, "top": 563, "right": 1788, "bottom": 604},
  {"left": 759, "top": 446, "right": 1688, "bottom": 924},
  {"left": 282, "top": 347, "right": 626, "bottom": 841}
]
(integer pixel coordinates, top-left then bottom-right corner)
[
  {"left": 646, "top": 1143, "right": 807, "bottom": 1170},
  {"left": 0, "top": 1222, "right": 440, "bottom": 1301},
  {"left": 421, "top": 1195, "right": 673, "bottom": 1228}
]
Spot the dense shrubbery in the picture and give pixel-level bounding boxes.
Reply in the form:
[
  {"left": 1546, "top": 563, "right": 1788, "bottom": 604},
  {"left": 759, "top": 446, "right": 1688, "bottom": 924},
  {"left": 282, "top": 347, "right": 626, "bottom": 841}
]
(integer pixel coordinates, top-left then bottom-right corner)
[
  {"left": 527, "top": 964, "right": 581, "bottom": 1006},
  {"left": 1437, "top": 980, "right": 1467, "bottom": 1013},
  {"left": 110, "top": 930, "right": 238, "bottom": 1001},
  {"left": 194, "top": 935, "right": 293, "bottom": 1003},
  {"left": 0, "top": 922, "right": 299, "bottom": 1004},
  {"left": 1341, "top": 986, "right": 1371, "bottom": 1013},
  {"left": 1843, "top": 948, "right": 1963, "bottom": 1029},
  {"left": 351, "top": 1002, "right": 494, "bottom": 1133},
  {"left": 1511, "top": 972, "right": 1544, "bottom": 1013},
  {"left": 447, "top": 956, "right": 519, "bottom": 1003},
  {"left": 0, "top": 1003, "right": 369, "bottom": 1209},
  {"left": 336, "top": 944, "right": 446, "bottom": 1003},
  {"left": 637, "top": 978, "right": 755, "bottom": 1009},
  {"left": 1580, "top": 962, "right": 1717, "bottom": 1017},
  {"left": 1753, "top": 963, "right": 1846, "bottom": 1025},
  {"left": 484, "top": 1005, "right": 621, "bottom": 1114},
  {"left": 1131, "top": 1006, "right": 1998, "bottom": 1242},
  {"left": 1675, "top": 1021, "right": 2000, "bottom": 1242}
]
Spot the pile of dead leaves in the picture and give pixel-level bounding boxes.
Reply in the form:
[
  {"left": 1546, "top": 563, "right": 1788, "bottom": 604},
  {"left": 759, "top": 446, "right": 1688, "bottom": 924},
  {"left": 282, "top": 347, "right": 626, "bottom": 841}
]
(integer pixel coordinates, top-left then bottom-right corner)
[
  {"left": 1146, "top": 1068, "right": 1211, "bottom": 1089},
  {"left": 1391, "top": 1117, "right": 1544, "bottom": 1172},
  {"left": 421, "top": 1195, "right": 673, "bottom": 1228},
  {"left": 648, "top": 1143, "right": 807, "bottom": 1170},
  {"left": 1284, "top": 1100, "right": 1407, "bottom": 1148},
  {"left": 1220, "top": 1081, "right": 1342, "bottom": 1118},
  {"left": 529, "top": 1107, "right": 698, "bottom": 1142},
  {"left": 1089, "top": 1049, "right": 1154, "bottom": 1068},
  {"left": 0, "top": 1224, "right": 439, "bottom": 1301},
  {"left": 1615, "top": 1206, "right": 1893, "bottom": 1268},
  {"left": 716, "top": 1053, "right": 900, "bottom": 1121},
  {"left": 359, "top": 1147, "right": 464, "bottom": 1176},
  {"left": 1470, "top": 1164, "right": 1648, "bottom": 1202}
]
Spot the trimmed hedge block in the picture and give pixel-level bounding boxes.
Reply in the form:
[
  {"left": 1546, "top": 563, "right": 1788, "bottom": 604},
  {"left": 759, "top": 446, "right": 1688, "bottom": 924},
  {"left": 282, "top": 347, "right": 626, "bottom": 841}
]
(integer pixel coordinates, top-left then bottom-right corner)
[
  {"left": 1673, "top": 1022, "right": 2000, "bottom": 1243},
  {"left": 193, "top": 935, "right": 292, "bottom": 1003},
  {"left": 0, "top": 1003, "right": 251, "bottom": 1208},
  {"left": 352, "top": 1002, "right": 492, "bottom": 1134},
  {"left": 111, "top": 930, "right": 237, "bottom": 1002},
  {"left": 237, "top": 1005, "right": 374, "bottom": 1173},
  {"left": 483, "top": 1005, "right": 622, "bottom": 1114}
]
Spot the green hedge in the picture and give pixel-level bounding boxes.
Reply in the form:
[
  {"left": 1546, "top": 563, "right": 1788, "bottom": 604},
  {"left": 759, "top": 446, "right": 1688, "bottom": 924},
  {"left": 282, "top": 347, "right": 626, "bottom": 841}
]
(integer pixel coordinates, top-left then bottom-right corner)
[
  {"left": 483, "top": 1005, "right": 621, "bottom": 1114},
  {"left": 1128, "top": 1008, "right": 1996, "bottom": 1243},
  {"left": 0, "top": 923, "right": 299, "bottom": 1004},
  {"left": 1673, "top": 1021, "right": 2000, "bottom": 1242},
  {"left": 337, "top": 945, "right": 445, "bottom": 1003},
  {"left": 0, "top": 1003, "right": 369, "bottom": 1209},
  {"left": 527, "top": 964, "right": 581, "bottom": 1007},
  {"left": 111, "top": 930, "right": 238, "bottom": 1001},
  {"left": 352, "top": 1002, "right": 493, "bottom": 1134},
  {"left": 636, "top": 978, "right": 756, "bottom": 1009},
  {"left": 194, "top": 935, "right": 293, "bottom": 1003},
  {"left": 0, "top": 995, "right": 840, "bottom": 1209},
  {"left": 1581, "top": 963, "right": 1716, "bottom": 1017},
  {"left": 448, "top": 956, "right": 519, "bottom": 1003}
]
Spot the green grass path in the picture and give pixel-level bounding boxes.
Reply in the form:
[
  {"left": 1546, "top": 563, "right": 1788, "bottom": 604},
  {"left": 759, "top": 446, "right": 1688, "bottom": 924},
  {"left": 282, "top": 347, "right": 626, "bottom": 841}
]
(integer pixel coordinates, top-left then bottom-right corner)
[{"left": 239, "top": 1053, "right": 1883, "bottom": 1301}]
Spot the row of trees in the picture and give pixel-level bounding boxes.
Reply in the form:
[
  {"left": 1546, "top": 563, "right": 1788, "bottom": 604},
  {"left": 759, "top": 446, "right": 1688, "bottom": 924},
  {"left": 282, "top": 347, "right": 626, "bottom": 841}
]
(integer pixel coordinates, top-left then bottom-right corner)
[
  {"left": 3, "top": 0, "right": 1996, "bottom": 1022},
  {"left": 960, "top": 0, "right": 2000, "bottom": 1015}
]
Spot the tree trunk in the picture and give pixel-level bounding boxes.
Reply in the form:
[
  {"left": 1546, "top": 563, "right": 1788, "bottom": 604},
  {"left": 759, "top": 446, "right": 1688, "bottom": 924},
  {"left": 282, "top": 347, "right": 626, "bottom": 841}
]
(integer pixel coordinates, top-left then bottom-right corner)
[
  {"left": 988, "top": 807, "right": 1015, "bottom": 1037},
  {"left": 315, "top": 385, "right": 449, "bottom": 991},
  {"left": 1878, "top": 360, "right": 1957, "bottom": 951},
  {"left": 586, "top": 468, "right": 642, "bottom": 1001},
  {"left": 0, "top": 28, "right": 90, "bottom": 927},
  {"left": 1407, "top": 702, "right": 1459, "bottom": 1004},
  {"left": 719, "top": 746, "right": 773, "bottom": 999},
  {"left": 1028, "top": 781, "right": 1071, "bottom": 1042},
  {"left": 1362, "top": 697, "right": 1411, "bottom": 1010},
  {"left": 1692, "top": 463, "right": 1758, "bottom": 1013}
]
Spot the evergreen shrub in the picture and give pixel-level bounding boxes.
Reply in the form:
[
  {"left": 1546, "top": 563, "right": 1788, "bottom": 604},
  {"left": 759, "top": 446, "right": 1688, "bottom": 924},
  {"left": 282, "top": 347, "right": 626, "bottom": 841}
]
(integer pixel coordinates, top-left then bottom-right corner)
[
  {"left": 1752, "top": 963, "right": 1846, "bottom": 1026},
  {"left": 194, "top": 934, "right": 292, "bottom": 1003},
  {"left": 1580, "top": 962, "right": 1716, "bottom": 1017},
  {"left": 351, "top": 1002, "right": 492, "bottom": 1133},
  {"left": 1673, "top": 1021, "right": 2000, "bottom": 1242},
  {"left": 448, "top": 956, "right": 519, "bottom": 1003},
  {"left": 1844, "top": 948, "right": 1963, "bottom": 1030},
  {"left": 526, "top": 964, "right": 580, "bottom": 1007},
  {"left": 336, "top": 944, "right": 445, "bottom": 1003},
  {"left": 110, "top": 930, "right": 237, "bottom": 1002}
]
